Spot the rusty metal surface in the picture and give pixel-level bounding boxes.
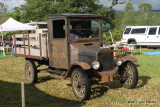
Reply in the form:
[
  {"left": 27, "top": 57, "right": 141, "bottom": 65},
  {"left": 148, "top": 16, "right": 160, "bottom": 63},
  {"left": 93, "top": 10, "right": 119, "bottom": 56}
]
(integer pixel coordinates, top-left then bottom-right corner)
[
  {"left": 70, "top": 42, "right": 101, "bottom": 65},
  {"left": 49, "top": 39, "right": 69, "bottom": 69},
  {"left": 71, "top": 62, "right": 91, "bottom": 70},
  {"left": 121, "top": 56, "right": 137, "bottom": 62},
  {"left": 14, "top": 53, "right": 48, "bottom": 60},
  {"left": 99, "top": 75, "right": 114, "bottom": 83},
  {"left": 98, "top": 67, "right": 118, "bottom": 83},
  {"left": 48, "top": 18, "right": 69, "bottom": 69},
  {"left": 98, "top": 67, "right": 118, "bottom": 76},
  {"left": 63, "top": 62, "right": 91, "bottom": 79}
]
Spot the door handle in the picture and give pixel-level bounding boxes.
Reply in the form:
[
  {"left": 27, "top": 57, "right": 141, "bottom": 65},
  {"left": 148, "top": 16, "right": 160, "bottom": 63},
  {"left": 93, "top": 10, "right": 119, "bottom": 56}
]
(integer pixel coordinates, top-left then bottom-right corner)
[
  {"left": 147, "top": 36, "right": 149, "bottom": 38},
  {"left": 157, "top": 36, "right": 159, "bottom": 38}
]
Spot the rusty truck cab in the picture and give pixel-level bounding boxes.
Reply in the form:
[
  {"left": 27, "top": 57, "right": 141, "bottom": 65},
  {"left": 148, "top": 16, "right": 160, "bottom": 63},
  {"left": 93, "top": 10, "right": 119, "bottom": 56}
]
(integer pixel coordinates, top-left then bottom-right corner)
[{"left": 48, "top": 14, "right": 104, "bottom": 70}]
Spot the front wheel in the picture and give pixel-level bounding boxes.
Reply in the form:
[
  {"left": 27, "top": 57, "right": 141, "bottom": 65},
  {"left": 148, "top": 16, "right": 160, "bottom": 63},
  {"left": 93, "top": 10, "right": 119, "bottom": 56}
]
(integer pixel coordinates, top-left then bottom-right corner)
[
  {"left": 119, "top": 62, "right": 138, "bottom": 89},
  {"left": 71, "top": 68, "right": 91, "bottom": 101},
  {"left": 25, "top": 60, "right": 37, "bottom": 84}
]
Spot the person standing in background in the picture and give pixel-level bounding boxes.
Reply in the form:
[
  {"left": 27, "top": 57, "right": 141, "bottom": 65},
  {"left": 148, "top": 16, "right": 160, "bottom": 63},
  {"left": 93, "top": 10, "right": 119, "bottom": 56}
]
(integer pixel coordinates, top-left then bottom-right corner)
[{"left": 11, "top": 35, "right": 15, "bottom": 55}]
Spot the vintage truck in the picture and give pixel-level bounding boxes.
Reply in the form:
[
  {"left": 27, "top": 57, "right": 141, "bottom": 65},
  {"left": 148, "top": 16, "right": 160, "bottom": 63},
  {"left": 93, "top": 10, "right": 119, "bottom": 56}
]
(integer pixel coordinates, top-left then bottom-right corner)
[{"left": 14, "top": 14, "right": 138, "bottom": 101}]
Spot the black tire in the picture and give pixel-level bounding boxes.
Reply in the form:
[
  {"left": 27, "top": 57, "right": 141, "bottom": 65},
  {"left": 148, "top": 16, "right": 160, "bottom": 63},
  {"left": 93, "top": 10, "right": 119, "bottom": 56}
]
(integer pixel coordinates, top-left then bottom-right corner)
[
  {"left": 119, "top": 62, "right": 138, "bottom": 89},
  {"left": 25, "top": 60, "right": 37, "bottom": 84},
  {"left": 71, "top": 68, "right": 91, "bottom": 101}
]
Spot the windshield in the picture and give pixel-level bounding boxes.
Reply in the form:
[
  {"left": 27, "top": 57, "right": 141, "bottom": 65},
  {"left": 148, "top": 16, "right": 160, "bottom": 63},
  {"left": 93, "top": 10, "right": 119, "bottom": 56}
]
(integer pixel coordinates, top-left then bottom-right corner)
[{"left": 69, "top": 20, "right": 100, "bottom": 40}]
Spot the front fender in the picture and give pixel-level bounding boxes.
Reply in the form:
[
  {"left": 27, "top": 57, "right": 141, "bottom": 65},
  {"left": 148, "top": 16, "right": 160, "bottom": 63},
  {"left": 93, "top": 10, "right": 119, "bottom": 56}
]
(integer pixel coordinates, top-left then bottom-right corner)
[
  {"left": 64, "top": 62, "right": 91, "bottom": 79},
  {"left": 121, "top": 56, "right": 137, "bottom": 63}
]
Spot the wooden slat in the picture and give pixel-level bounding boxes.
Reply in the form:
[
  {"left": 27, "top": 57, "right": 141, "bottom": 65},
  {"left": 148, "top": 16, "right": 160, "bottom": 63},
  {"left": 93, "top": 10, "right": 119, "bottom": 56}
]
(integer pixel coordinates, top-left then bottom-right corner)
[
  {"left": 15, "top": 33, "right": 48, "bottom": 59},
  {"left": 16, "top": 41, "right": 24, "bottom": 45},
  {"left": 15, "top": 34, "right": 23, "bottom": 38}
]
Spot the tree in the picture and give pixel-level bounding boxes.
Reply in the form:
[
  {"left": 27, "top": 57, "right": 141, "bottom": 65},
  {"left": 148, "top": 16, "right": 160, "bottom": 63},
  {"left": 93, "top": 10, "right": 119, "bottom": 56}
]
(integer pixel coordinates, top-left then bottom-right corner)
[
  {"left": 138, "top": 3, "right": 152, "bottom": 25},
  {"left": 123, "top": 1, "right": 134, "bottom": 25},
  {"left": 0, "top": 2, "right": 7, "bottom": 23},
  {"left": 7, "top": 0, "right": 116, "bottom": 27},
  {"left": 107, "top": 0, "right": 128, "bottom": 11}
]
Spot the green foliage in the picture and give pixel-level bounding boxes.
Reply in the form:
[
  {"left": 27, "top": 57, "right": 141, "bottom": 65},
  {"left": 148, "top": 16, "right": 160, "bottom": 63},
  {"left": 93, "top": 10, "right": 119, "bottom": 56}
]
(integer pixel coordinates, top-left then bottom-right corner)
[
  {"left": 103, "top": 27, "right": 124, "bottom": 44},
  {"left": 98, "top": 9, "right": 116, "bottom": 28},
  {"left": 7, "top": 0, "right": 53, "bottom": 22},
  {"left": 125, "top": 1, "right": 133, "bottom": 11},
  {"left": 7, "top": 0, "right": 116, "bottom": 28},
  {"left": 138, "top": 3, "right": 152, "bottom": 25},
  {"left": 0, "top": 2, "right": 7, "bottom": 24},
  {"left": 123, "top": 1, "right": 134, "bottom": 25}
]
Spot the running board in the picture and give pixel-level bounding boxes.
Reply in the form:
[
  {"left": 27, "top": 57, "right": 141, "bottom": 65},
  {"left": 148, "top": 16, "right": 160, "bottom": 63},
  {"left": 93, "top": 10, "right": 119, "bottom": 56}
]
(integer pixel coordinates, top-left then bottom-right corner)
[
  {"left": 38, "top": 68, "right": 66, "bottom": 79},
  {"left": 50, "top": 74, "right": 64, "bottom": 79}
]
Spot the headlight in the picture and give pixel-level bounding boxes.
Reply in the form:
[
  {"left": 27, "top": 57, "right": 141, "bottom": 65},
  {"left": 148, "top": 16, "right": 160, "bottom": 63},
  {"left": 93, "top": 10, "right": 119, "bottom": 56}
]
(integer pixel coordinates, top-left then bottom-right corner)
[
  {"left": 116, "top": 58, "right": 123, "bottom": 66},
  {"left": 92, "top": 61, "right": 100, "bottom": 70}
]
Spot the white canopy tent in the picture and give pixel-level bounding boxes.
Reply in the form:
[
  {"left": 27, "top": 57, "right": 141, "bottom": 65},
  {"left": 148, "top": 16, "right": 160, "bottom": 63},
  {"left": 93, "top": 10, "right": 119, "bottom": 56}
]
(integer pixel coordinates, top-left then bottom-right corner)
[
  {"left": 0, "top": 17, "right": 36, "bottom": 56},
  {"left": 0, "top": 17, "right": 36, "bottom": 32}
]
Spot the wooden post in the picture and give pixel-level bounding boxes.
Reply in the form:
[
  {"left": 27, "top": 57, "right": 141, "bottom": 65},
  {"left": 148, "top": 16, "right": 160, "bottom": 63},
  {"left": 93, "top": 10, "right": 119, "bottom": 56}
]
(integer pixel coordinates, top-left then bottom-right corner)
[
  {"left": 28, "top": 34, "right": 30, "bottom": 55},
  {"left": 23, "top": 34, "right": 26, "bottom": 55},
  {"left": 39, "top": 34, "right": 42, "bottom": 58},
  {"left": 21, "top": 82, "right": 25, "bottom": 107},
  {"left": 45, "top": 34, "right": 48, "bottom": 58},
  {"left": 14, "top": 35, "right": 17, "bottom": 54}
]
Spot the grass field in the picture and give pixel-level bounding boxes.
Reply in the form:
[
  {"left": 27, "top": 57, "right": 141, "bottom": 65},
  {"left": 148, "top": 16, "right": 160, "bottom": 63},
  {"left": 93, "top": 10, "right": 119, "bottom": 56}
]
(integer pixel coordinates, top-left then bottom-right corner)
[{"left": 0, "top": 52, "right": 160, "bottom": 107}]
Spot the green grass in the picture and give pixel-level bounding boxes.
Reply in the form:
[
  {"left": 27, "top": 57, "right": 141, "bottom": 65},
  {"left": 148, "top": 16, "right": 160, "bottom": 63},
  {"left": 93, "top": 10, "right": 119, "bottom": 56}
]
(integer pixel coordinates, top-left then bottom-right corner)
[{"left": 0, "top": 53, "right": 160, "bottom": 107}]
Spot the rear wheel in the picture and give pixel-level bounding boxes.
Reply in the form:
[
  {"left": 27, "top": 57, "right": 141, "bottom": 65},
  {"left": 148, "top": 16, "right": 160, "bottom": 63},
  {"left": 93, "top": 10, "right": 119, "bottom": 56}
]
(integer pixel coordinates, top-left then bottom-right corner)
[
  {"left": 119, "top": 62, "right": 138, "bottom": 89},
  {"left": 25, "top": 60, "right": 37, "bottom": 84},
  {"left": 71, "top": 68, "right": 91, "bottom": 101}
]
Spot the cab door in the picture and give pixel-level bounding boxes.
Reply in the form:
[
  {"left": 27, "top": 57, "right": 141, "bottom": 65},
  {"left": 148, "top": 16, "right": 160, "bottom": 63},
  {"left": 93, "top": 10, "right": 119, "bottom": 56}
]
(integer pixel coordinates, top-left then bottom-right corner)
[
  {"left": 48, "top": 19, "right": 69, "bottom": 69},
  {"left": 146, "top": 27, "right": 159, "bottom": 44}
]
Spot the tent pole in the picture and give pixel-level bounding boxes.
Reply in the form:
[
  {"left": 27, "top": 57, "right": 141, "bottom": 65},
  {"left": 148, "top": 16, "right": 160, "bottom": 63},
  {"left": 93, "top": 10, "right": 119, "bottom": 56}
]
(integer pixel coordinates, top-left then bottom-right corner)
[{"left": 2, "top": 32, "right": 5, "bottom": 56}]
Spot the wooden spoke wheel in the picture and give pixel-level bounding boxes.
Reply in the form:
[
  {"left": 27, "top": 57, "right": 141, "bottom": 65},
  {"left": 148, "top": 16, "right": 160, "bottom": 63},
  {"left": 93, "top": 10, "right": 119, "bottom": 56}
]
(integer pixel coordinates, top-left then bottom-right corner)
[
  {"left": 25, "top": 60, "right": 37, "bottom": 84},
  {"left": 119, "top": 62, "right": 138, "bottom": 89},
  {"left": 71, "top": 68, "right": 91, "bottom": 101}
]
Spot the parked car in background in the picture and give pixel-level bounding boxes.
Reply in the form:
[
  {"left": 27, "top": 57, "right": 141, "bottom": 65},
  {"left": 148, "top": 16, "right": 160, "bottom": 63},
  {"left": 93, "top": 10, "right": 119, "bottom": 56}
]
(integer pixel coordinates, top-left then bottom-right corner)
[{"left": 121, "top": 26, "right": 160, "bottom": 47}]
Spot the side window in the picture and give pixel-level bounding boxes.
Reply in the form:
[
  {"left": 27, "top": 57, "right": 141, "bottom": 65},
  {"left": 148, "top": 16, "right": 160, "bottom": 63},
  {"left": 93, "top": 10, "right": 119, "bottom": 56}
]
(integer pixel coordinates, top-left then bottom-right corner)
[
  {"left": 148, "top": 27, "right": 157, "bottom": 35},
  {"left": 124, "top": 28, "right": 131, "bottom": 34},
  {"left": 52, "top": 20, "right": 65, "bottom": 38},
  {"left": 131, "top": 28, "right": 146, "bottom": 34},
  {"left": 158, "top": 27, "right": 160, "bottom": 35}
]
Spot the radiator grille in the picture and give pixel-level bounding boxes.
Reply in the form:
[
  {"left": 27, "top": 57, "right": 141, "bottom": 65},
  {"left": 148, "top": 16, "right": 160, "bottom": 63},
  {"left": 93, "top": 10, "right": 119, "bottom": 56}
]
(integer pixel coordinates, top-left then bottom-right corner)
[{"left": 98, "top": 52, "right": 114, "bottom": 71}]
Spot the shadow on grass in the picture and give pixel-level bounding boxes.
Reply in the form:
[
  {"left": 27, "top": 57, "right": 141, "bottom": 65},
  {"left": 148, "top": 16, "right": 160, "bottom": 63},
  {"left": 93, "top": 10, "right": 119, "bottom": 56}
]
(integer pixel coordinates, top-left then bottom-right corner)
[
  {"left": 136, "top": 76, "right": 151, "bottom": 88},
  {"left": 37, "top": 76, "right": 53, "bottom": 83},
  {"left": 0, "top": 80, "right": 85, "bottom": 107},
  {"left": 90, "top": 76, "right": 151, "bottom": 99},
  {"left": 91, "top": 80, "right": 122, "bottom": 99}
]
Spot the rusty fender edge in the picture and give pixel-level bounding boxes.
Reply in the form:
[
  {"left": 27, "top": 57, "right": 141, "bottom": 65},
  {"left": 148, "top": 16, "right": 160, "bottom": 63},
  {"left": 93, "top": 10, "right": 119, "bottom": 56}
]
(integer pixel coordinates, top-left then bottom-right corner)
[
  {"left": 64, "top": 62, "right": 91, "bottom": 79},
  {"left": 121, "top": 56, "right": 137, "bottom": 62}
]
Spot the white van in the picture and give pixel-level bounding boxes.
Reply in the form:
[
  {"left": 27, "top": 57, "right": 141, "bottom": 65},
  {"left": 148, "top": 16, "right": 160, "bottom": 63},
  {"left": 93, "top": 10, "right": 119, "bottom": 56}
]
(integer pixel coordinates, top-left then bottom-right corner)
[{"left": 121, "top": 26, "right": 160, "bottom": 47}]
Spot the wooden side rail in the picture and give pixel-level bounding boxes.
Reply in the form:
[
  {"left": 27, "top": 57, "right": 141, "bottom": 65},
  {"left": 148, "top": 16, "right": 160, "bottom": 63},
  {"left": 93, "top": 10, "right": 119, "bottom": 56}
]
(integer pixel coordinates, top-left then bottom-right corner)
[{"left": 14, "top": 33, "right": 49, "bottom": 59}]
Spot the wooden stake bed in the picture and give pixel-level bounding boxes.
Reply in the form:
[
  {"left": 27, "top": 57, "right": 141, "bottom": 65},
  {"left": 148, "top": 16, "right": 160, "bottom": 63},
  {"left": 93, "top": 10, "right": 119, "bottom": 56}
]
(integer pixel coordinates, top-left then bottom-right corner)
[{"left": 14, "top": 33, "right": 49, "bottom": 60}]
